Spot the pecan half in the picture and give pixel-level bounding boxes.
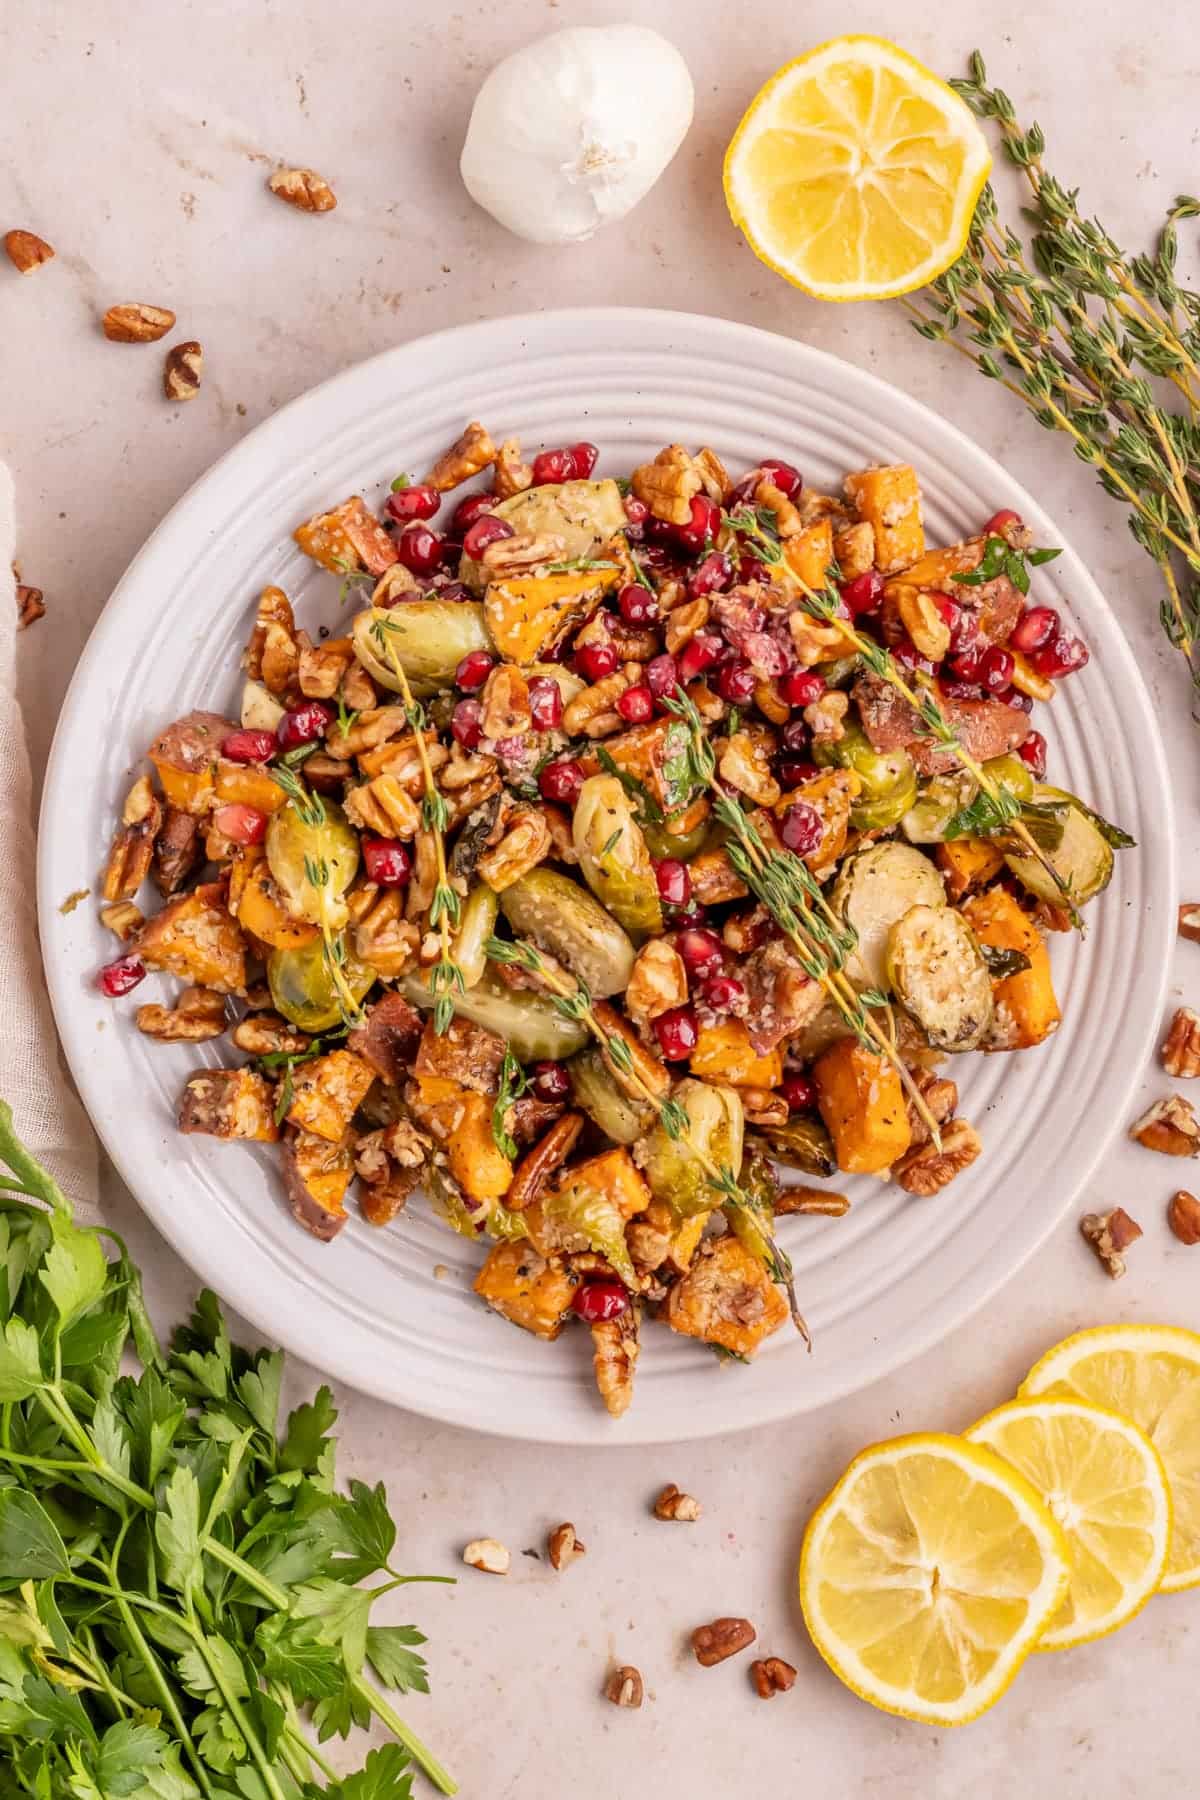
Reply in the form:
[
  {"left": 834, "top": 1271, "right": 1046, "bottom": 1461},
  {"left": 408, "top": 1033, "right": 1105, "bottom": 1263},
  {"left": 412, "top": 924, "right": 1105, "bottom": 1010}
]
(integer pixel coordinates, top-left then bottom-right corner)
[
  {"left": 102, "top": 302, "right": 176, "bottom": 343},
  {"left": 505, "top": 1112, "right": 584, "bottom": 1211},
  {"left": 475, "top": 804, "right": 552, "bottom": 891},
  {"left": 904, "top": 1068, "right": 958, "bottom": 1148},
  {"left": 1162, "top": 1007, "right": 1200, "bottom": 1078},
  {"left": 479, "top": 530, "right": 566, "bottom": 578},
  {"left": 427, "top": 421, "right": 496, "bottom": 491},
  {"left": 625, "top": 940, "right": 688, "bottom": 1024},
  {"left": 773, "top": 1186, "right": 850, "bottom": 1217},
  {"left": 631, "top": 445, "right": 702, "bottom": 526},
  {"left": 664, "top": 595, "right": 710, "bottom": 655},
  {"left": 754, "top": 477, "right": 803, "bottom": 538},
  {"left": 1080, "top": 1207, "right": 1142, "bottom": 1279},
  {"left": 751, "top": 1657, "right": 797, "bottom": 1699},
  {"left": 693, "top": 446, "right": 731, "bottom": 503},
  {"left": 100, "top": 900, "right": 144, "bottom": 940},
  {"left": 592, "top": 1304, "right": 640, "bottom": 1419},
  {"left": 719, "top": 729, "right": 781, "bottom": 807},
  {"left": 352, "top": 889, "right": 420, "bottom": 977},
  {"left": 163, "top": 340, "right": 203, "bottom": 402},
  {"left": 102, "top": 776, "right": 162, "bottom": 903},
  {"left": 479, "top": 665, "right": 532, "bottom": 740},
  {"left": 692, "top": 1618, "right": 756, "bottom": 1667},
  {"left": 16, "top": 584, "right": 45, "bottom": 630},
  {"left": 563, "top": 664, "right": 639, "bottom": 738},
  {"left": 547, "top": 1522, "right": 586, "bottom": 1570},
  {"left": 893, "top": 1118, "right": 982, "bottom": 1195},
  {"left": 462, "top": 1538, "right": 509, "bottom": 1575},
  {"left": 803, "top": 690, "right": 850, "bottom": 744},
  {"left": 603, "top": 1666, "right": 643, "bottom": 1709},
  {"left": 1168, "top": 1190, "right": 1200, "bottom": 1245},
  {"left": 897, "top": 587, "right": 951, "bottom": 662},
  {"left": 344, "top": 774, "right": 421, "bottom": 839},
  {"left": 267, "top": 167, "right": 336, "bottom": 212},
  {"left": 1130, "top": 1094, "right": 1200, "bottom": 1156},
  {"left": 493, "top": 437, "right": 533, "bottom": 498},
  {"left": 653, "top": 1483, "right": 701, "bottom": 1522},
  {"left": 1179, "top": 904, "right": 1200, "bottom": 944},
  {"left": 4, "top": 229, "right": 54, "bottom": 273},
  {"left": 230, "top": 1012, "right": 311, "bottom": 1057},
  {"left": 136, "top": 987, "right": 227, "bottom": 1043}
]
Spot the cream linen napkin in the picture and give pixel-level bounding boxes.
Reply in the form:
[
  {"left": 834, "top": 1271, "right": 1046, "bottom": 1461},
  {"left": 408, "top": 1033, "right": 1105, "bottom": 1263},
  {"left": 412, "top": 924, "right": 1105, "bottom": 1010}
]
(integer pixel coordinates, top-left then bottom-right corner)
[{"left": 0, "top": 464, "right": 100, "bottom": 1217}]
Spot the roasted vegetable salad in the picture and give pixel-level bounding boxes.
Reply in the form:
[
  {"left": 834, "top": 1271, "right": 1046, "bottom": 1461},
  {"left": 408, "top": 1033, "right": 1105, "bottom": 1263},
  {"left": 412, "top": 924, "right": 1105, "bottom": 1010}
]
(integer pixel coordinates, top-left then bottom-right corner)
[{"left": 96, "top": 424, "right": 1129, "bottom": 1416}]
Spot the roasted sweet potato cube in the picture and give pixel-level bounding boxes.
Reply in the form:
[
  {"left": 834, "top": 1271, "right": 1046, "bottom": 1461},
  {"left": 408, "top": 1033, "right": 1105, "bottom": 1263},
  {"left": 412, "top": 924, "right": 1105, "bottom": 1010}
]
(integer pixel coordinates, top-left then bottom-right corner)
[
  {"left": 214, "top": 759, "right": 287, "bottom": 814},
  {"left": 294, "top": 495, "right": 398, "bottom": 577},
  {"left": 474, "top": 1241, "right": 578, "bottom": 1340},
  {"left": 148, "top": 711, "right": 237, "bottom": 814},
  {"left": 812, "top": 1039, "right": 911, "bottom": 1174},
  {"left": 783, "top": 516, "right": 834, "bottom": 589},
  {"left": 689, "top": 1019, "right": 782, "bottom": 1089},
  {"left": 687, "top": 846, "right": 749, "bottom": 906},
  {"left": 771, "top": 769, "right": 857, "bottom": 881},
  {"left": 484, "top": 568, "right": 617, "bottom": 665},
  {"left": 413, "top": 1016, "right": 505, "bottom": 1096},
  {"left": 844, "top": 464, "right": 924, "bottom": 574},
  {"left": 961, "top": 887, "right": 1060, "bottom": 1051},
  {"left": 579, "top": 714, "right": 702, "bottom": 816},
  {"left": 935, "top": 837, "right": 1004, "bottom": 902},
  {"left": 280, "top": 1127, "right": 353, "bottom": 1240},
  {"left": 179, "top": 1068, "right": 279, "bottom": 1141},
  {"left": 228, "top": 850, "right": 317, "bottom": 951},
  {"left": 137, "top": 882, "right": 247, "bottom": 993},
  {"left": 286, "top": 1049, "right": 376, "bottom": 1143},
  {"left": 665, "top": 1236, "right": 789, "bottom": 1357}
]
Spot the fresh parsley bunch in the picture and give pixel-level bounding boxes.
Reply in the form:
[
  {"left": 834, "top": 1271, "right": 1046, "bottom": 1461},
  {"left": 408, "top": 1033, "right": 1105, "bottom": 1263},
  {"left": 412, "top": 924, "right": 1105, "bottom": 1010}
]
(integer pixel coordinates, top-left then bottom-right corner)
[{"left": 0, "top": 1104, "right": 454, "bottom": 1799}]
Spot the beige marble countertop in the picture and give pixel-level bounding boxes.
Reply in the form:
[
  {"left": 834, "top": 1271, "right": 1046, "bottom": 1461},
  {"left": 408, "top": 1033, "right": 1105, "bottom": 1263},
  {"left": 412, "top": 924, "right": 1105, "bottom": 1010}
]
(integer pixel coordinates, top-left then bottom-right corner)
[{"left": 4, "top": 2, "right": 1200, "bottom": 1794}]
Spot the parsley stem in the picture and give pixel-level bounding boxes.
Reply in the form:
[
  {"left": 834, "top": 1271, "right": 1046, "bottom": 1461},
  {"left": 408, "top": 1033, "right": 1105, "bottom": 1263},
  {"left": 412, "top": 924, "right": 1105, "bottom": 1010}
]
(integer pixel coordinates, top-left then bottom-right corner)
[
  {"left": 204, "top": 1536, "right": 290, "bottom": 1611},
  {"left": 192, "top": 1628, "right": 290, "bottom": 1800},
  {"left": 352, "top": 1673, "right": 459, "bottom": 1796},
  {"left": 109, "top": 1588, "right": 217, "bottom": 1800}
]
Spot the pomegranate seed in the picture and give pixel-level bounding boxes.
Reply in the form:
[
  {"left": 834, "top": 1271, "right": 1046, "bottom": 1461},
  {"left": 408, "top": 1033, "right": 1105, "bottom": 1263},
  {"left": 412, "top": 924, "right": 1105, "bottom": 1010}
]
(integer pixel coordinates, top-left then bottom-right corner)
[
  {"left": 385, "top": 482, "right": 439, "bottom": 523},
  {"left": 717, "top": 661, "right": 757, "bottom": 704},
  {"left": 759, "top": 457, "right": 802, "bottom": 498},
  {"left": 984, "top": 508, "right": 1023, "bottom": 538},
  {"left": 1017, "top": 730, "right": 1048, "bottom": 778},
  {"left": 617, "top": 684, "right": 654, "bottom": 724},
  {"left": 576, "top": 641, "right": 618, "bottom": 682},
  {"left": 678, "top": 633, "right": 724, "bottom": 682},
  {"left": 567, "top": 441, "right": 599, "bottom": 479},
  {"left": 981, "top": 646, "right": 1015, "bottom": 694},
  {"left": 781, "top": 718, "right": 811, "bottom": 753},
  {"left": 277, "top": 701, "right": 332, "bottom": 751},
  {"left": 532, "top": 447, "right": 575, "bottom": 485},
  {"left": 674, "top": 494, "right": 721, "bottom": 554},
  {"left": 623, "top": 494, "right": 649, "bottom": 527},
  {"left": 1010, "top": 605, "right": 1060, "bottom": 656},
  {"left": 700, "top": 973, "right": 744, "bottom": 1012},
  {"left": 738, "top": 555, "right": 772, "bottom": 586},
  {"left": 645, "top": 654, "right": 680, "bottom": 700},
  {"left": 571, "top": 1280, "right": 629, "bottom": 1323},
  {"left": 617, "top": 583, "right": 659, "bottom": 626},
  {"left": 777, "top": 754, "right": 818, "bottom": 789},
  {"left": 892, "top": 639, "right": 937, "bottom": 677},
  {"left": 451, "top": 698, "right": 483, "bottom": 749},
  {"left": 676, "top": 928, "right": 724, "bottom": 977},
  {"left": 395, "top": 523, "right": 445, "bottom": 576},
  {"left": 655, "top": 859, "right": 691, "bottom": 907},
  {"left": 1006, "top": 689, "right": 1034, "bottom": 713},
  {"left": 671, "top": 902, "right": 709, "bottom": 930},
  {"left": 688, "top": 552, "right": 733, "bottom": 599},
  {"left": 455, "top": 649, "right": 496, "bottom": 691},
  {"left": 780, "top": 801, "right": 824, "bottom": 855},
  {"left": 528, "top": 676, "right": 563, "bottom": 731},
  {"left": 462, "top": 515, "right": 514, "bottom": 560},
  {"left": 529, "top": 1059, "right": 571, "bottom": 1104},
  {"left": 98, "top": 954, "right": 145, "bottom": 997},
  {"left": 433, "top": 579, "right": 472, "bottom": 604},
  {"left": 221, "top": 728, "right": 276, "bottom": 764},
  {"left": 948, "top": 644, "right": 988, "bottom": 683},
  {"left": 729, "top": 473, "right": 760, "bottom": 506},
  {"left": 947, "top": 607, "right": 981, "bottom": 656},
  {"left": 930, "top": 592, "right": 961, "bottom": 631},
  {"left": 213, "top": 803, "right": 267, "bottom": 846},
  {"left": 362, "top": 836, "right": 413, "bottom": 887},
  {"left": 781, "top": 668, "right": 826, "bottom": 708},
  {"left": 539, "top": 759, "right": 585, "bottom": 805},
  {"left": 644, "top": 516, "right": 676, "bottom": 547},
  {"left": 781, "top": 1073, "right": 816, "bottom": 1112},
  {"left": 450, "top": 492, "right": 495, "bottom": 536},
  {"left": 1031, "top": 631, "right": 1089, "bottom": 679},
  {"left": 840, "top": 570, "right": 884, "bottom": 614},
  {"left": 654, "top": 1006, "right": 699, "bottom": 1061}
]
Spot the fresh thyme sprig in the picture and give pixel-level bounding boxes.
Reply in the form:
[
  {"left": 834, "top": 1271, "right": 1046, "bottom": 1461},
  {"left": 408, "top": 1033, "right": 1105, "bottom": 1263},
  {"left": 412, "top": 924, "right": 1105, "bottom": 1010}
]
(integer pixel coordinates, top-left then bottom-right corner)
[
  {"left": 369, "top": 617, "right": 463, "bottom": 1033},
  {"left": 906, "top": 50, "right": 1200, "bottom": 695},
  {"left": 267, "top": 766, "right": 366, "bottom": 1025},
  {"left": 483, "top": 932, "right": 808, "bottom": 1341},
  {"left": 491, "top": 1047, "right": 528, "bottom": 1161}
]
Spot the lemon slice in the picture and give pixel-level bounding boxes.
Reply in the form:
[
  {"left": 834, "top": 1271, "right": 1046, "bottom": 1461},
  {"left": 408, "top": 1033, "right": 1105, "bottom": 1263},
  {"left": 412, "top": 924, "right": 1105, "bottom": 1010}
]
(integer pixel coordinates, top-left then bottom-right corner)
[
  {"left": 723, "top": 35, "right": 992, "bottom": 301},
  {"left": 1022, "top": 1324, "right": 1200, "bottom": 1593},
  {"left": 799, "top": 1432, "right": 1070, "bottom": 1725},
  {"left": 965, "top": 1397, "right": 1171, "bottom": 1650}
]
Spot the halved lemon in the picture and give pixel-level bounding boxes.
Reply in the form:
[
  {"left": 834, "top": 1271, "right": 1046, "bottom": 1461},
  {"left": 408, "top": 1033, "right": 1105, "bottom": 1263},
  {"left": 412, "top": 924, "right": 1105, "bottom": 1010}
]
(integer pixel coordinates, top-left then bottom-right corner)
[
  {"left": 1021, "top": 1324, "right": 1200, "bottom": 1593},
  {"left": 965, "top": 1397, "right": 1171, "bottom": 1650},
  {"left": 799, "top": 1433, "right": 1070, "bottom": 1725},
  {"left": 723, "top": 36, "right": 992, "bottom": 301}
]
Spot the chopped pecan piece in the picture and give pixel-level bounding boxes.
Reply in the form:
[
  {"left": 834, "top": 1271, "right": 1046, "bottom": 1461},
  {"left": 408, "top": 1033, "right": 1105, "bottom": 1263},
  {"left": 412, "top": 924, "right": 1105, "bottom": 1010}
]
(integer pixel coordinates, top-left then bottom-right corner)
[
  {"left": 344, "top": 774, "right": 421, "bottom": 839},
  {"left": 631, "top": 445, "right": 702, "bottom": 527},
  {"left": 102, "top": 775, "right": 162, "bottom": 902},
  {"left": 653, "top": 1483, "right": 701, "bottom": 1522},
  {"left": 563, "top": 664, "right": 639, "bottom": 738},
  {"left": 137, "top": 987, "right": 228, "bottom": 1042},
  {"left": 354, "top": 1123, "right": 427, "bottom": 1226},
  {"left": 751, "top": 1657, "right": 797, "bottom": 1699},
  {"left": 100, "top": 900, "right": 144, "bottom": 940},
  {"left": 154, "top": 806, "right": 202, "bottom": 897},
  {"left": 479, "top": 530, "right": 567, "bottom": 578},
  {"left": 230, "top": 1012, "right": 311, "bottom": 1056},
  {"left": 693, "top": 446, "right": 731, "bottom": 502},
  {"left": 492, "top": 437, "right": 533, "bottom": 498},
  {"left": 505, "top": 1112, "right": 584, "bottom": 1211},
  {"left": 603, "top": 1666, "right": 643, "bottom": 1709},
  {"left": 1130, "top": 1094, "right": 1200, "bottom": 1156},
  {"left": 773, "top": 1185, "right": 850, "bottom": 1217},
  {"left": 294, "top": 496, "right": 397, "bottom": 577},
  {"left": 178, "top": 1068, "right": 278, "bottom": 1140},
  {"left": 16, "top": 584, "right": 45, "bottom": 629},
  {"left": 1168, "top": 1190, "right": 1200, "bottom": 1245},
  {"left": 1080, "top": 1207, "right": 1143, "bottom": 1279},
  {"left": 803, "top": 689, "right": 849, "bottom": 744},
  {"left": 1178, "top": 904, "right": 1200, "bottom": 944},
  {"left": 479, "top": 664, "right": 531, "bottom": 740},
  {"left": 663, "top": 595, "right": 710, "bottom": 655},
  {"left": 1162, "top": 1007, "right": 1200, "bottom": 1078},
  {"left": 461, "top": 1535, "right": 509, "bottom": 1575},
  {"left": 754, "top": 477, "right": 803, "bottom": 538},
  {"left": 244, "top": 586, "right": 300, "bottom": 696},
  {"left": 904, "top": 1068, "right": 958, "bottom": 1148},
  {"left": 592, "top": 1304, "right": 640, "bottom": 1419},
  {"left": 692, "top": 1618, "right": 756, "bottom": 1667},
  {"left": 896, "top": 587, "right": 951, "bottom": 662},
  {"left": 740, "top": 939, "right": 824, "bottom": 1055},
  {"left": 102, "top": 302, "right": 176, "bottom": 343},
  {"left": 4, "top": 229, "right": 54, "bottom": 273},
  {"left": 267, "top": 166, "right": 336, "bottom": 211},
  {"left": 789, "top": 610, "right": 846, "bottom": 666},
  {"left": 296, "top": 631, "right": 353, "bottom": 700},
  {"left": 719, "top": 729, "right": 780, "bottom": 807},
  {"left": 475, "top": 804, "right": 552, "bottom": 890},
  {"left": 427, "top": 421, "right": 496, "bottom": 491},
  {"left": 892, "top": 1118, "right": 982, "bottom": 1194},
  {"left": 625, "top": 940, "right": 688, "bottom": 1024},
  {"left": 163, "top": 340, "right": 203, "bottom": 402},
  {"left": 351, "top": 889, "right": 420, "bottom": 977},
  {"left": 547, "top": 1522, "right": 586, "bottom": 1570}
]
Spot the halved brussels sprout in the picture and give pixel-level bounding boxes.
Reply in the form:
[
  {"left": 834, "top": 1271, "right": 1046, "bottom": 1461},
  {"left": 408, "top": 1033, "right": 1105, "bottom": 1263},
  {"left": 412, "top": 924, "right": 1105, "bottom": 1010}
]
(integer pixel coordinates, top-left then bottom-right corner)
[
  {"left": 639, "top": 1078, "right": 744, "bottom": 1220},
  {"left": 831, "top": 841, "right": 947, "bottom": 991},
  {"left": 573, "top": 775, "right": 663, "bottom": 936},
  {"left": 901, "top": 755, "right": 1035, "bottom": 844},
  {"left": 499, "top": 866, "right": 635, "bottom": 997},
  {"left": 536, "top": 1173, "right": 639, "bottom": 1288},
  {"left": 642, "top": 812, "right": 711, "bottom": 862},
  {"left": 986, "top": 754, "right": 1036, "bottom": 805},
  {"left": 268, "top": 937, "right": 375, "bottom": 1032},
  {"left": 886, "top": 902, "right": 994, "bottom": 1052},
  {"left": 400, "top": 972, "right": 588, "bottom": 1061},
  {"left": 266, "top": 801, "right": 359, "bottom": 929},
  {"left": 1004, "top": 786, "right": 1114, "bottom": 906},
  {"left": 568, "top": 1046, "right": 656, "bottom": 1145},
  {"left": 459, "top": 479, "right": 627, "bottom": 592},
  {"left": 747, "top": 1115, "right": 836, "bottom": 1179},
  {"left": 352, "top": 603, "right": 490, "bottom": 697},
  {"left": 814, "top": 721, "right": 918, "bottom": 831}
]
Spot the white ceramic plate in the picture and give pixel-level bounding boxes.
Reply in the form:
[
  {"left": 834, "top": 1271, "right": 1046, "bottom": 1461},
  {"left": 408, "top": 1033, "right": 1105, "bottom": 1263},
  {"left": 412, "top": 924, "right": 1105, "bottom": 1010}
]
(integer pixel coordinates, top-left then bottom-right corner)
[{"left": 38, "top": 308, "right": 1173, "bottom": 1445}]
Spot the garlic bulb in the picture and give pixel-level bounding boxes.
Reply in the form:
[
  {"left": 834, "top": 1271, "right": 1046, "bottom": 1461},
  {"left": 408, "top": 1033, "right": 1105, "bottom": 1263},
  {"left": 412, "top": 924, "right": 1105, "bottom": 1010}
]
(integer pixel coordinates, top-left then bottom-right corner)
[{"left": 460, "top": 25, "right": 694, "bottom": 245}]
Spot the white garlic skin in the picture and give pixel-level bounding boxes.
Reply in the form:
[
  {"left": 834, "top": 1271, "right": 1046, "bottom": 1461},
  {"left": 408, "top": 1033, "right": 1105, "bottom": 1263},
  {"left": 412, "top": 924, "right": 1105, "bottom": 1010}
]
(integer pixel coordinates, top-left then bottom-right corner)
[{"left": 460, "top": 25, "right": 695, "bottom": 245}]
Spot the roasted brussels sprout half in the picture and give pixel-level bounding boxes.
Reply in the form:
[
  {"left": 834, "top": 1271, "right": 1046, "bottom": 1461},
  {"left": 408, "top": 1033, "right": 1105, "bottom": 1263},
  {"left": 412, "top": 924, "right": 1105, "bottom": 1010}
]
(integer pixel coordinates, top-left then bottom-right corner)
[
  {"left": 451, "top": 883, "right": 499, "bottom": 989},
  {"left": 901, "top": 755, "right": 1034, "bottom": 844},
  {"left": 814, "top": 721, "right": 918, "bottom": 831},
  {"left": 266, "top": 800, "right": 359, "bottom": 929},
  {"left": 459, "top": 478, "right": 627, "bottom": 592},
  {"left": 831, "top": 841, "right": 947, "bottom": 991},
  {"left": 746, "top": 1115, "right": 836, "bottom": 1179},
  {"left": 268, "top": 937, "right": 375, "bottom": 1032},
  {"left": 639, "top": 1078, "right": 744, "bottom": 1220},
  {"left": 1004, "top": 785, "right": 1115, "bottom": 907},
  {"left": 642, "top": 811, "right": 711, "bottom": 863},
  {"left": 352, "top": 603, "right": 490, "bottom": 697},
  {"left": 568, "top": 1046, "right": 656, "bottom": 1145},
  {"left": 886, "top": 902, "right": 994, "bottom": 1052},
  {"left": 400, "top": 972, "right": 589, "bottom": 1061},
  {"left": 499, "top": 866, "right": 636, "bottom": 997},
  {"left": 573, "top": 775, "right": 663, "bottom": 935}
]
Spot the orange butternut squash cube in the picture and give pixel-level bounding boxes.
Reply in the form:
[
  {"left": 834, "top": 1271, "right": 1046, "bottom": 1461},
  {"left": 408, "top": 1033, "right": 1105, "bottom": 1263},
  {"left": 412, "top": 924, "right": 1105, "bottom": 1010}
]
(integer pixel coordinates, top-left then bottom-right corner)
[
  {"left": 228, "top": 850, "right": 317, "bottom": 951},
  {"left": 844, "top": 464, "right": 924, "bottom": 574},
  {"left": 484, "top": 567, "right": 618, "bottom": 664},
  {"left": 137, "top": 882, "right": 247, "bottom": 993},
  {"left": 286, "top": 1049, "right": 376, "bottom": 1143},
  {"left": 665, "top": 1236, "right": 789, "bottom": 1357},
  {"left": 784, "top": 517, "right": 834, "bottom": 590},
  {"left": 961, "top": 888, "right": 1060, "bottom": 1051},
  {"left": 215, "top": 759, "right": 287, "bottom": 814},
  {"left": 935, "top": 837, "right": 1005, "bottom": 902},
  {"left": 474, "top": 1241, "right": 577, "bottom": 1340},
  {"left": 294, "top": 495, "right": 398, "bottom": 577},
  {"left": 689, "top": 1019, "right": 782, "bottom": 1090},
  {"left": 812, "top": 1038, "right": 912, "bottom": 1174}
]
